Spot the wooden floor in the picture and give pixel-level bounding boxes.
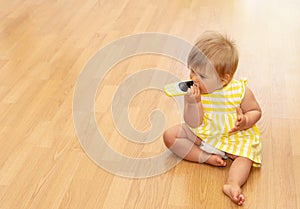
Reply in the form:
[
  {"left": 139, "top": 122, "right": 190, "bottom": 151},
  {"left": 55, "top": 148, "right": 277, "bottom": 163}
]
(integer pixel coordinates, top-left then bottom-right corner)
[{"left": 1, "top": 0, "right": 300, "bottom": 208}]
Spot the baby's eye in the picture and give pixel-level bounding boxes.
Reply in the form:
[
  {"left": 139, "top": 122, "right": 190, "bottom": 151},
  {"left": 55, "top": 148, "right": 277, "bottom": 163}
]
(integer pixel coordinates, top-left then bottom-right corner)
[{"left": 199, "top": 74, "right": 207, "bottom": 79}]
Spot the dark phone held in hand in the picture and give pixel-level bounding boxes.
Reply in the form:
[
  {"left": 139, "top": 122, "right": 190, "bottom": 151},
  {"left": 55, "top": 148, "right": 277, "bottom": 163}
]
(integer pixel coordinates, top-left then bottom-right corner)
[{"left": 178, "top": 81, "right": 194, "bottom": 92}]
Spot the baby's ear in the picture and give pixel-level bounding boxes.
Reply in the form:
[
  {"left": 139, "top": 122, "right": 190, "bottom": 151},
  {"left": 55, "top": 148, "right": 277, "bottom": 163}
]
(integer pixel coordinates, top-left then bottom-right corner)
[{"left": 221, "top": 74, "right": 231, "bottom": 85}]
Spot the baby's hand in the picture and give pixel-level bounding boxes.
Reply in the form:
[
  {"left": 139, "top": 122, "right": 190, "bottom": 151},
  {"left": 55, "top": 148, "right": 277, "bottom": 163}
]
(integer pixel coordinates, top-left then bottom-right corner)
[
  {"left": 184, "top": 84, "right": 201, "bottom": 103},
  {"left": 228, "top": 107, "right": 248, "bottom": 134}
]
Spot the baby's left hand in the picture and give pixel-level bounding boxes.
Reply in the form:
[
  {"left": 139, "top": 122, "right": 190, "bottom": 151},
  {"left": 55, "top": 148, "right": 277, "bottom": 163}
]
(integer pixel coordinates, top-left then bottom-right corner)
[{"left": 228, "top": 107, "right": 248, "bottom": 134}]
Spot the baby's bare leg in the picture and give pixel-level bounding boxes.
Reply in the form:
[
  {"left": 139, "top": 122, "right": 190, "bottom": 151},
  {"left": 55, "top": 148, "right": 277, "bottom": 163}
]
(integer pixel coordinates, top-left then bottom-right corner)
[
  {"left": 163, "top": 124, "right": 226, "bottom": 166},
  {"left": 223, "top": 157, "right": 252, "bottom": 206}
]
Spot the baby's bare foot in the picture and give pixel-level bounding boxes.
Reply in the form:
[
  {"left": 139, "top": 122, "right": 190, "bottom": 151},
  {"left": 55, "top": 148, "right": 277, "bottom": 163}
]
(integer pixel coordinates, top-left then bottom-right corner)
[
  {"left": 223, "top": 184, "right": 245, "bottom": 206},
  {"left": 205, "top": 155, "right": 227, "bottom": 167}
]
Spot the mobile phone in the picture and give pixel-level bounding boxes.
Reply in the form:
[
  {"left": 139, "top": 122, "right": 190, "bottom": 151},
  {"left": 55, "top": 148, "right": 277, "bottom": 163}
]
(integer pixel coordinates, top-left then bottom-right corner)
[{"left": 164, "top": 80, "right": 194, "bottom": 97}]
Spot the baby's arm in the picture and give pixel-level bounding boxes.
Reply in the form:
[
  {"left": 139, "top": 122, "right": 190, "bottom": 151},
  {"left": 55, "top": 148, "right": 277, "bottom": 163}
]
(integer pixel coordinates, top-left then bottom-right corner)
[
  {"left": 184, "top": 84, "right": 204, "bottom": 128},
  {"left": 229, "top": 87, "right": 262, "bottom": 133}
]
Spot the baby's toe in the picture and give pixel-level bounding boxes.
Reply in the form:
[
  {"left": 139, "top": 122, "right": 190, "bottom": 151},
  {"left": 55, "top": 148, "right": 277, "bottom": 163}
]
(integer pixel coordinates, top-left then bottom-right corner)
[{"left": 237, "top": 194, "right": 245, "bottom": 205}]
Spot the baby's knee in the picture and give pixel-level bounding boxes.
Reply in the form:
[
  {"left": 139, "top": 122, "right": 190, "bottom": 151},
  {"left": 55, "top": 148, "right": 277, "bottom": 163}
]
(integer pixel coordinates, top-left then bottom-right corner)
[
  {"left": 163, "top": 128, "right": 176, "bottom": 148},
  {"left": 163, "top": 124, "right": 184, "bottom": 148},
  {"left": 163, "top": 130, "right": 171, "bottom": 147}
]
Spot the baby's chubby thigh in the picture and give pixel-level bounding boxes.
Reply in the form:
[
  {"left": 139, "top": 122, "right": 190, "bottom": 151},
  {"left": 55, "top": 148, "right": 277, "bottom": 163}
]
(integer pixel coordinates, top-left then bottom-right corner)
[{"left": 163, "top": 123, "right": 202, "bottom": 147}]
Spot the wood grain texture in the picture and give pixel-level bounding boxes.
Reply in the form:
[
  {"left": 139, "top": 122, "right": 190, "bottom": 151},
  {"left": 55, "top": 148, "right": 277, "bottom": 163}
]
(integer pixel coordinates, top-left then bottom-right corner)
[{"left": 0, "top": 0, "right": 299, "bottom": 208}]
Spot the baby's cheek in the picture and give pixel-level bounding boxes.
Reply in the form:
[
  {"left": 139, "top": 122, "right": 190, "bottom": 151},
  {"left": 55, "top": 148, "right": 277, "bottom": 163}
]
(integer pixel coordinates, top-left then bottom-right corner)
[{"left": 199, "top": 82, "right": 208, "bottom": 93}]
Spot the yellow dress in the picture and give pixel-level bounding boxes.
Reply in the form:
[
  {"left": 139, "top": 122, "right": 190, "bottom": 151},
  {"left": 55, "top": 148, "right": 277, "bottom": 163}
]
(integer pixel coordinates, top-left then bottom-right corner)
[{"left": 189, "top": 79, "right": 262, "bottom": 167}]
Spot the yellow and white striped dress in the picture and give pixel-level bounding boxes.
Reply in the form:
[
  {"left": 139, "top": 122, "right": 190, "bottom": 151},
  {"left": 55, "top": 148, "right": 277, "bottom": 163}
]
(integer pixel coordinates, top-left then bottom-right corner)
[{"left": 190, "top": 79, "right": 262, "bottom": 167}]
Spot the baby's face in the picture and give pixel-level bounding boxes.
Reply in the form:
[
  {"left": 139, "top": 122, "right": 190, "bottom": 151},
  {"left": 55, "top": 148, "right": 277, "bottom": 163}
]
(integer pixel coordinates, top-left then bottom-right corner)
[{"left": 189, "top": 67, "right": 223, "bottom": 93}]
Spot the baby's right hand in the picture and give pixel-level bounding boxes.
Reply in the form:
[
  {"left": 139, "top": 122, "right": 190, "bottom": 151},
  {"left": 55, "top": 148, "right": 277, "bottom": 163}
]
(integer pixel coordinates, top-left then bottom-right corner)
[{"left": 184, "top": 84, "right": 201, "bottom": 103}]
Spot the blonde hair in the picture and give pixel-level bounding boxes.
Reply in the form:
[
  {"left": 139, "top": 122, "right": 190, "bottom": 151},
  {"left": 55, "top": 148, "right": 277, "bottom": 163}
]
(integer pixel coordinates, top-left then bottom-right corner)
[{"left": 188, "top": 31, "right": 239, "bottom": 79}]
